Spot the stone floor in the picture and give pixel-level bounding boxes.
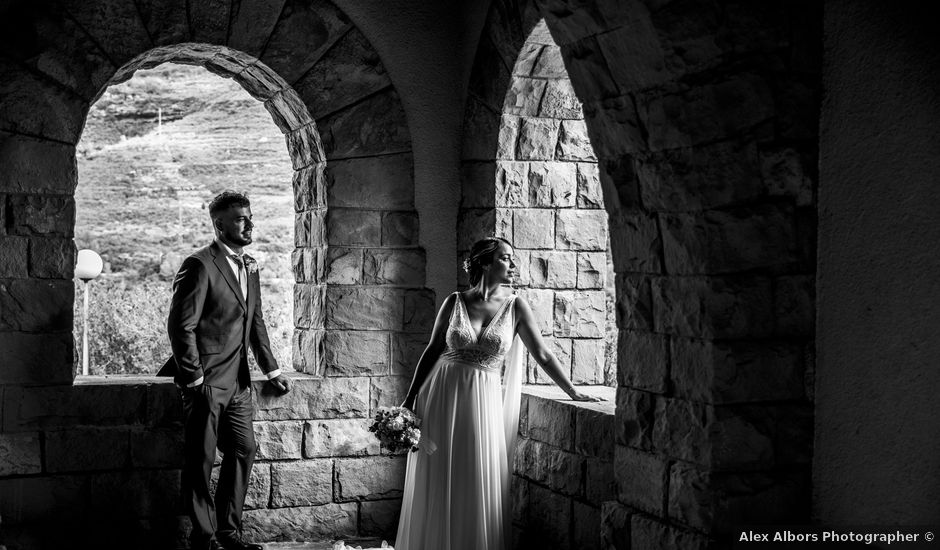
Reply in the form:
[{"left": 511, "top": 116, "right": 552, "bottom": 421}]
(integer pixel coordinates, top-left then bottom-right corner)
[{"left": 263, "top": 539, "right": 391, "bottom": 550}]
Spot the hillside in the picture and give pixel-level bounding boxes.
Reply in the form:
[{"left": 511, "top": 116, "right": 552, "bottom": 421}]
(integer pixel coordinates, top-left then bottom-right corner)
[{"left": 75, "top": 63, "right": 295, "bottom": 374}]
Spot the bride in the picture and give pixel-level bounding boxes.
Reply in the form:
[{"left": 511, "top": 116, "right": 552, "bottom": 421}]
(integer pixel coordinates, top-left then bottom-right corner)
[{"left": 395, "top": 237, "right": 600, "bottom": 550}]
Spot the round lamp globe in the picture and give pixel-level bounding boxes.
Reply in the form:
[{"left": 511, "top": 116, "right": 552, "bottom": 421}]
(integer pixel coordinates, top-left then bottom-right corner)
[{"left": 75, "top": 249, "right": 103, "bottom": 281}]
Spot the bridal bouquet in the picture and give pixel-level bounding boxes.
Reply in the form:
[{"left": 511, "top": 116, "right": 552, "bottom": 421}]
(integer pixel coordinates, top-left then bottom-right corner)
[{"left": 369, "top": 406, "right": 421, "bottom": 453}]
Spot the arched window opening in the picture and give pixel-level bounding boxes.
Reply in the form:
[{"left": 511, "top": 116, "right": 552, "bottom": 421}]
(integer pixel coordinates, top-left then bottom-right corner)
[{"left": 73, "top": 62, "right": 294, "bottom": 375}]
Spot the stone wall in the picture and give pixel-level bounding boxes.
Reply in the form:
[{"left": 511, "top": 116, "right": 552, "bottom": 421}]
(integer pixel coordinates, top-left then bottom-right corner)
[
  {"left": 512, "top": 385, "right": 615, "bottom": 550},
  {"left": 0, "top": 376, "right": 405, "bottom": 547},
  {"left": 465, "top": 1, "right": 820, "bottom": 547},
  {"left": 461, "top": 19, "right": 616, "bottom": 387}
]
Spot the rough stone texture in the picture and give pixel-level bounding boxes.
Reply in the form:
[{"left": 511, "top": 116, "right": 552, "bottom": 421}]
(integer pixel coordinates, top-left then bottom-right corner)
[
  {"left": 554, "top": 290, "right": 606, "bottom": 337},
  {"left": 496, "top": 160, "right": 529, "bottom": 207},
  {"left": 0, "top": 432, "right": 42, "bottom": 475},
  {"left": 652, "top": 276, "right": 774, "bottom": 339},
  {"left": 528, "top": 161, "right": 576, "bottom": 207},
  {"left": 0, "top": 279, "right": 74, "bottom": 331},
  {"left": 541, "top": 78, "right": 583, "bottom": 119},
  {"left": 304, "top": 418, "right": 379, "bottom": 458},
  {"left": 265, "top": 88, "right": 316, "bottom": 133},
  {"left": 0, "top": 237, "right": 29, "bottom": 277},
  {"left": 0, "top": 331, "right": 73, "bottom": 385},
  {"left": 382, "top": 211, "right": 419, "bottom": 246},
  {"left": 29, "top": 237, "right": 76, "bottom": 278},
  {"left": 516, "top": 288, "right": 554, "bottom": 335},
  {"left": 515, "top": 438, "right": 583, "bottom": 496},
  {"left": 292, "top": 328, "right": 323, "bottom": 374},
  {"left": 326, "top": 153, "right": 414, "bottom": 209},
  {"left": 254, "top": 377, "right": 369, "bottom": 420},
  {"left": 576, "top": 251, "right": 606, "bottom": 288},
  {"left": 556, "top": 209, "right": 608, "bottom": 251},
  {"left": 211, "top": 462, "right": 271, "bottom": 510},
  {"left": 0, "top": 133, "right": 77, "bottom": 194},
  {"left": 617, "top": 330, "right": 668, "bottom": 393},
  {"left": 615, "top": 445, "right": 667, "bottom": 515},
  {"left": 8, "top": 194, "right": 74, "bottom": 236},
  {"left": 529, "top": 250, "right": 577, "bottom": 289},
  {"left": 556, "top": 119, "right": 597, "bottom": 161},
  {"left": 294, "top": 283, "right": 325, "bottom": 329},
  {"left": 516, "top": 117, "right": 561, "bottom": 160},
  {"left": 631, "top": 514, "right": 710, "bottom": 550},
  {"left": 504, "top": 77, "right": 547, "bottom": 117},
  {"left": 527, "top": 394, "right": 575, "bottom": 451},
  {"left": 271, "top": 460, "right": 333, "bottom": 507},
  {"left": 585, "top": 456, "right": 615, "bottom": 503},
  {"left": 242, "top": 502, "right": 358, "bottom": 541},
  {"left": 615, "top": 387, "right": 655, "bottom": 450},
  {"left": 524, "top": 482, "right": 572, "bottom": 550},
  {"left": 600, "top": 500, "right": 633, "bottom": 550},
  {"left": 325, "top": 286, "right": 403, "bottom": 330},
  {"left": 362, "top": 248, "right": 426, "bottom": 286},
  {"left": 326, "top": 208, "right": 382, "bottom": 247},
  {"left": 254, "top": 421, "right": 304, "bottom": 460},
  {"left": 359, "top": 498, "right": 403, "bottom": 537},
  {"left": 368, "top": 376, "right": 409, "bottom": 414},
  {"left": 512, "top": 208, "right": 555, "bottom": 249},
  {"left": 334, "top": 456, "right": 406, "bottom": 501},
  {"left": 391, "top": 332, "right": 425, "bottom": 375},
  {"left": 45, "top": 427, "right": 130, "bottom": 472},
  {"left": 318, "top": 88, "right": 411, "bottom": 160},
  {"left": 572, "top": 501, "right": 602, "bottom": 550},
  {"left": 570, "top": 337, "right": 605, "bottom": 384},
  {"left": 527, "top": 337, "right": 571, "bottom": 384},
  {"left": 130, "top": 427, "right": 184, "bottom": 468},
  {"left": 576, "top": 162, "right": 603, "bottom": 209},
  {"left": 323, "top": 247, "right": 362, "bottom": 285},
  {"left": 323, "top": 330, "right": 389, "bottom": 376},
  {"left": 259, "top": 0, "right": 351, "bottom": 85}
]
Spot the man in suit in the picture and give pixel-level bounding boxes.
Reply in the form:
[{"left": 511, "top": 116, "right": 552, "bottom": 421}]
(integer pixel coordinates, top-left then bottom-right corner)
[{"left": 167, "top": 190, "right": 291, "bottom": 550}]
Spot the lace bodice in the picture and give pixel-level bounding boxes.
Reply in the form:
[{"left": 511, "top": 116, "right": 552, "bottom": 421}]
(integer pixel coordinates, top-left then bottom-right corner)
[{"left": 441, "top": 292, "right": 516, "bottom": 372}]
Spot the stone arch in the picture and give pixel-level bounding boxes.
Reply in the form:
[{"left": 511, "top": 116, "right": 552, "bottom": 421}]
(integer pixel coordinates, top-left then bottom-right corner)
[
  {"left": 1, "top": 0, "right": 422, "bottom": 543},
  {"left": 463, "top": 0, "right": 819, "bottom": 547}
]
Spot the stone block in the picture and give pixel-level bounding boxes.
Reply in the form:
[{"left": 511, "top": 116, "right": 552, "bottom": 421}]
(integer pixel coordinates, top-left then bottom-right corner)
[
  {"left": 243, "top": 503, "right": 358, "bottom": 541},
  {"left": 514, "top": 41, "right": 543, "bottom": 76},
  {"left": 0, "top": 331, "right": 73, "bottom": 385},
  {"left": 8, "top": 194, "right": 74, "bottom": 236},
  {"left": 318, "top": 88, "right": 411, "bottom": 160},
  {"left": 617, "top": 330, "right": 668, "bottom": 393},
  {"left": 304, "top": 418, "right": 379, "bottom": 457},
  {"left": 527, "top": 394, "right": 575, "bottom": 451},
  {"left": 540, "top": 78, "right": 583, "bottom": 119},
  {"left": 270, "top": 459, "right": 333, "bottom": 507},
  {"left": 528, "top": 250, "right": 577, "bottom": 289},
  {"left": 293, "top": 328, "right": 324, "bottom": 374},
  {"left": 254, "top": 421, "right": 304, "bottom": 460},
  {"left": 325, "top": 153, "right": 414, "bottom": 209},
  {"left": 504, "top": 77, "right": 547, "bottom": 117},
  {"left": 573, "top": 501, "right": 602, "bottom": 549},
  {"left": 403, "top": 288, "right": 436, "bottom": 334},
  {"left": 130, "top": 427, "right": 184, "bottom": 468},
  {"left": 46, "top": 427, "right": 130, "bottom": 472},
  {"left": 575, "top": 406, "right": 615, "bottom": 458},
  {"left": 533, "top": 44, "right": 567, "bottom": 78},
  {"left": 631, "top": 514, "right": 710, "bottom": 550},
  {"left": 382, "top": 211, "right": 419, "bottom": 246},
  {"left": 517, "top": 117, "right": 560, "bottom": 160},
  {"left": 576, "top": 251, "right": 607, "bottom": 289},
  {"left": 513, "top": 209, "right": 555, "bottom": 249},
  {"left": 496, "top": 160, "right": 529, "bottom": 207},
  {"left": 556, "top": 119, "right": 597, "bottom": 162},
  {"left": 334, "top": 456, "right": 406, "bottom": 500},
  {"left": 598, "top": 153, "right": 642, "bottom": 213},
  {"left": 360, "top": 498, "right": 403, "bottom": 538},
  {"left": 761, "top": 146, "right": 814, "bottom": 207},
  {"left": 652, "top": 276, "right": 774, "bottom": 338},
  {"left": 595, "top": 9, "right": 670, "bottom": 92},
  {"left": 637, "top": 139, "right": 762, "bottom": 211},
  {"left": 556, "top": 209, "right": 608, "bottom": 251},
  {"left": 615, "top": 445, "right": 667, "bottom": 515},
  {"left": 325, "top": 286, "right": 403, "bottom": 330},
  {"left": 497, "top": 114, "right": 520, "bottom": 160},
  {"left": 524, "top": 483, "right": 573, "bottom": 550},
  {"left": 528, "top": 161, "right": 576, "bottom": 207},
  {"left": 585, "top": 457, "right": 615, "bottom": 503},
  {"left": 294, "top": 27, "right": 391, "bottom": 119},
  {"left": 554, "top": 290, "right": 606, "bottom": 337},
  {"left": 652, "top": 398, "right": 714, "bottom": 466},
  {"left": 326, "top": 208, "right": 381, "bottom": 246},
  {"left": 392, "top": 332, "right": 426, "bottom": 375},
  {"left": 515, "top": 438, "right": 583, "bottom": 496},
  {"left": 3, "top": 381, "right": 154, "bottom": 432},
  {"left": 614, "top": 274, "right": 653, "bottom": 331},
  {"left": 609, "top": 212, "right": 660, "bottom": 273},
  {"left": 285, "top": 123, "right": 325, "bottom": 169},
  {"left": 0, "top": 62, "right": 87, "bottom": 143},
  {"left": 323, "top": 247, "right": 361, "bottom": 284},
  {"left": 462, "top": 97, "right": 501, "bottom": 161},
  {"left": 254, "top": 376, "right": 369, "bottom": 420},
  {"left": 528, "top": 337, "right": 571, "bottom": 384},
  {"left": 369, "top": 376, "right": 409, "bottom": 414},
  {"left": 323, "top": 330, "right": 389, "bottom": 376},
  {"left": 29, "top": 237, "right": 76, "bottom": 278},
  {"left": 576, "top": 162, "right": 604, "bottom": 209},
  {"left": 462, "top": 161, "right": 498, "bottom": 208},
  {"left": 600, "top": 500, "right": 633, "bottom": 550},
  {"left": 0, "top": 132, "right": 78, "bottom": 195},
  {"left": 295, "top": 209, "right": 327, "bottom": 248},
  {"left": 457, "top": 208, "right": 496, "bottom": 251},
  {"left": 774, "top": 275, "right": 814, "bottom": 336},
  {"left": 211, "top": 461, "right": 271, "bottom": 510},
  {"left": 637, "top": 74, "right": 774, "bottom": 151},
  {"left": 258, "top": 0, "right": 350, "bottom": 83},
  {"left": 512, "top": 475, "right": 529, "bottom": 525},
  {"left": 581, "top": 96, "right": 645, "bottom": 158},
  {"left": 516, "top": 288, "right": 554, "bottom": 335},
  {"left": 671, "top": 339, "right": 806, "bottom": 404},
  {"left": 227, "top": 0, "right": 285, "bottom": 54},
  {"left": 0, "top": 432, "right": 41, "bottom": 475},
  {"left": 659, "top": 205, "right": 799, "bottom": 274},
  {"left": 264, "top": 89, "right": 315, "bottom": 133},
  {"left": 363, "top": 248, "right": 426, "bottom": 286},
  {"left": 571, "top": 337, "right": 605, "bottom": 384},
  {"left": 0, "top": 279, "right": 72, "bottom": 331},
  {"left": 615, "top": 387, "right": 655, "bottom": 450},
  {"left": 293, "top": 163, "right": 327, "bottom": 212},
  {"left": 294, "top": 283, "right": 325, "bottom": 329}
]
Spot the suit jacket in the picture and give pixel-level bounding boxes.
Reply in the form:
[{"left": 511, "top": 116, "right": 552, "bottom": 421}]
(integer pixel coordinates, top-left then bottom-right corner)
[{"left": 162, "top": 241, "right": 278, "bottom": 389}]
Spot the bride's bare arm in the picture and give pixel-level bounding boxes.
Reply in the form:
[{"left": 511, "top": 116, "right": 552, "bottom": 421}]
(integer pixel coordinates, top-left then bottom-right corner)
[
  {"left": 514, "top": 296, "right": 602, "bottom": 402},
  {"left": 401, "top": 293, "right": 458, "bottom": 411}
]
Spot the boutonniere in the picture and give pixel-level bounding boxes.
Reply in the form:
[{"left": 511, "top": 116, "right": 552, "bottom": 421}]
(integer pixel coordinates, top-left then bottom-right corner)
[{"left": 243, "top": 255, "right": 259, "bottom": 274}]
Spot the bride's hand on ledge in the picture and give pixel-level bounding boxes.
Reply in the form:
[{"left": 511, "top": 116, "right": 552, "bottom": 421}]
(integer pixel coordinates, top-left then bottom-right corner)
[{"left": 566, "top": 389, "right": 604, "bottom": 402}]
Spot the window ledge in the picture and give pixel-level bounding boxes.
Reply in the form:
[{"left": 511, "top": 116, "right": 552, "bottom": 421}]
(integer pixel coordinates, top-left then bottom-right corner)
[{"left": 521, "top": 384, "right": 615, "bottom": 415}]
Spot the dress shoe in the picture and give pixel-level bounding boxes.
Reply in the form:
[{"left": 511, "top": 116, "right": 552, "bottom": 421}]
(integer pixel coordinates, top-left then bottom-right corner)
[{"left": 217, "top": 532, "right": 262, "bottom": 550}]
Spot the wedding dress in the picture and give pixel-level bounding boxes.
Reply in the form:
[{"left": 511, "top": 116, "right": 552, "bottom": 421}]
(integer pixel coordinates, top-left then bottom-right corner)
[{"left": 395, "top": 291, "right": 525, "bottom": 550}]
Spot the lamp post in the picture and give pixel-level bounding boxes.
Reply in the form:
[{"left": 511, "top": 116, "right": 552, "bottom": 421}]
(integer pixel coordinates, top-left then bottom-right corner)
[{"left": 75, "top": 249, "right": 103, "bottom": 376}]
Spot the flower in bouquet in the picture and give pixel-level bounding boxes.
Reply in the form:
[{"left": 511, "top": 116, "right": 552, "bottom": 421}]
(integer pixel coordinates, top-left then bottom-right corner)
[{"left": 369, "top": 406, "right": 421, "bottom": 453}]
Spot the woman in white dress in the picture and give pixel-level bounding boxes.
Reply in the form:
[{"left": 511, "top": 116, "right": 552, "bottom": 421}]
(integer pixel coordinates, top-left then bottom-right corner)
[{"left": 396, "top": 237, "right": 600, "bottom": 550}]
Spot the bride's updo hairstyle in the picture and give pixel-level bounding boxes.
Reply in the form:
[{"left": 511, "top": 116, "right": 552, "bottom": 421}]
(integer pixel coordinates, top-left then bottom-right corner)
[{"left": 463, "top": 237, "right": 512, "bottom": 286}]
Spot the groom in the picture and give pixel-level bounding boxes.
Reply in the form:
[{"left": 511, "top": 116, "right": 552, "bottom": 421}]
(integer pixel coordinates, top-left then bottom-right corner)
[{"left": 164, "top": 190, "right": 291, "bottom": 550}]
